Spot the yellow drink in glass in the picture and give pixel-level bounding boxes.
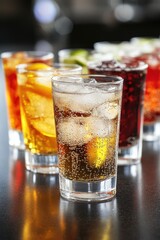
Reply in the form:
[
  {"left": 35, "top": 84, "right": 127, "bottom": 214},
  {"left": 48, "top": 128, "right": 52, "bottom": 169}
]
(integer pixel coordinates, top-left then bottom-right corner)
[
  {"left": 17, "top": 62, "right": 82, "bottom": 174},
  {"left": 17, "top": 63, "right": 58, "bottom": 174}
]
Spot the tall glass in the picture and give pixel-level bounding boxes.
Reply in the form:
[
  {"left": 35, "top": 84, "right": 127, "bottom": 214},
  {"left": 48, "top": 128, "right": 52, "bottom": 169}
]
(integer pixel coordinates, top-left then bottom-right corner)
[
  {"left": 16, "top": 63, "right": 82, "bottom": 174},
  {"left": 125, "top": 38, "right": 160, "bottom": 141},
  {"left": 1, "top": 51, "right": 54, "bottom": 149},
  {"left": 133, "top": 53, "right": 160, "bottom": 141},
  {"left": 89, "top": 59, "right": 148, "bottom": 165},
  {"left": 52, "top": 74, "right": 123, "bottom": 202}
]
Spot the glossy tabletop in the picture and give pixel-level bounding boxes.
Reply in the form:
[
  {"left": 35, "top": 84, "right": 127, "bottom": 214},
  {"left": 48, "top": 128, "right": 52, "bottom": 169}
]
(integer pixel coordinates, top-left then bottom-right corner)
[{"left": 1, "top": 59, "right": 160, "bottom": 240}]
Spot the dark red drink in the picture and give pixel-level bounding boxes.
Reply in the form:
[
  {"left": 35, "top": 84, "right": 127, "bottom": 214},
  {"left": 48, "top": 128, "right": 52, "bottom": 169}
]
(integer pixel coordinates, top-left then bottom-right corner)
[{"left": 89, "top": 59, "right": 147, "bottom": 150}]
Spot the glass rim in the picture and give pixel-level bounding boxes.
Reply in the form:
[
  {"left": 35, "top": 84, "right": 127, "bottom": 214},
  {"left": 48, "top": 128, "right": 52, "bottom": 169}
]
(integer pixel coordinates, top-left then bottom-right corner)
[
  {"left": 88, "top": 60, "right": 148, "bottom": 71},
  {"left": 16, "top": 62, "right": 82, "bottom": 73},
  {"left": 131, "top": 37, "right": 160, "bottom": 42},
  {"left": 1, "top": 51, "right": 54, "bottom": 59},
  {"left": 52, "top": 74, "right": 123, "bottom": 86},
  {"left": 52, "top": 63, "right": 82, "bottom": 70}
]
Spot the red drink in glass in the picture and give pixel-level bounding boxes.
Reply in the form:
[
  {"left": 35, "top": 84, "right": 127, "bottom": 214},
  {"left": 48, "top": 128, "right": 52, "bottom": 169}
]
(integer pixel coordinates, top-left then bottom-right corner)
[
  {"left": 89, "top": 59, "right": 147, "bottom": 164},
  {"left": 133, "top": 53, "right": 160, "bottom": 141}
]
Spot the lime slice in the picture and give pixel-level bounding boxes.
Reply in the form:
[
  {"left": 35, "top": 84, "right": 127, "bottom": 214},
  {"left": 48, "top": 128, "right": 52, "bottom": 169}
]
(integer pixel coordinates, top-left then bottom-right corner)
[
  {"left": 63, "top": 49, "right": 90, "bottom": 67},
  {"left": 70, "top": 49, "right": 89, "bottom": 58},
  {"left": 64, "top": 56, "right": 87, "bottom": 67}
]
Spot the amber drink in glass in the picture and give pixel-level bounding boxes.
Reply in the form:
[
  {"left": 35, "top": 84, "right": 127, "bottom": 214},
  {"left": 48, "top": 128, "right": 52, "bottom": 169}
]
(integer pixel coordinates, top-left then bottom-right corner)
[
  {"left": 17, "top": 63, "right": 82, "bottom": 174},
  {"left": 52, "top": 74, "right": 123, "bottom": 202},
  {"left": 1, "top": 51, "right": 54, "bottom": 149}
]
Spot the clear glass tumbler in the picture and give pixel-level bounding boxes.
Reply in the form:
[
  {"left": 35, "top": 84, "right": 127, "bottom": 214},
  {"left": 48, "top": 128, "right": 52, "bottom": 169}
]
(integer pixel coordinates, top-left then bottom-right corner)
[
  {"left": 89, "top": 59, "right": 148, "bottom": 165},
  {"left": 133, "top": 53, "right": 160, "bottom": 141},
  {"left": 52, "top": 74, "right": 123, "bottom": 202},
  {"left": 129, "top": 38, "right": 160, "bottom": 141},
  {"left": 1, "top": 51, "right": 54, "bottom": 149},
  {"left": 16, "top": 62, "right": 82, "bottom": 174}
]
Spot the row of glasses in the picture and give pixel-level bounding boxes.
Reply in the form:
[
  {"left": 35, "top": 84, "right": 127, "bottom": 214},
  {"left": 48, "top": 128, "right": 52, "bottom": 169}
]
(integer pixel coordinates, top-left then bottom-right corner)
[
  {"left": 1, "top": 51, "right": 54, "bottom": 149},
  {"left": 1, "top": 48, "right": 147, "bottom": 202},
  {"left": 16, "top": 62, "right": 82, "bottom": 174},
  {"left": 93, "top": 37, "right": 160, "bottom": 142},
  {"left": 59, "top": 37, "right": 160, "bottom": 143},
  {"left": 58, "top": 48, "right": 148, "bottom": 165}
]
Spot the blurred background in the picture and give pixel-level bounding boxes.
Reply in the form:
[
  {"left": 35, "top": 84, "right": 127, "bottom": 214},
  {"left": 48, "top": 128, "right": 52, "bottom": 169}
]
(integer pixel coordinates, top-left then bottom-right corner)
[{"left": 0, "top": 0, "right": 160, "bottom": 56}]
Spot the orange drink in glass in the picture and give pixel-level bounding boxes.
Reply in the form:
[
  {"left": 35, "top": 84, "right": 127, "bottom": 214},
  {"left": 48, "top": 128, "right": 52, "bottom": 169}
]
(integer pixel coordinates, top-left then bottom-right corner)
[
  {"left": 17, "top": 62, "right": 82, "bottom": 174},
  {"left": 1, "top": 51, "right": 54, "bottom": 149}
]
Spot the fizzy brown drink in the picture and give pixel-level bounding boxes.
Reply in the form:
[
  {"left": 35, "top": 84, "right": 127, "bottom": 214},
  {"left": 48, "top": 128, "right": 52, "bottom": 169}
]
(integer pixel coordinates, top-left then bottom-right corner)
[{"left": 52, "top": 76, "right": 122, "bottom": 181}]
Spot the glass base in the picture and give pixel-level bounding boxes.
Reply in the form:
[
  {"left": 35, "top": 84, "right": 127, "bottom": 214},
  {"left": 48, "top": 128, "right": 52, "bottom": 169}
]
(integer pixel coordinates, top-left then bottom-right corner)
[
  {"left": 118, "top": 142, "right": 141, "bottom": 165},
  {"left": 9, "top": 129, "right": 25, "bottom": 150},
  {"left": 143, "top": 122, "right": 160, "bottom": 141},
  {"left": 25, "top": 150, "right": 59, "bottom": 174},
  {"left": 59, "top": 174, "right": 117, "bottom": 202}
]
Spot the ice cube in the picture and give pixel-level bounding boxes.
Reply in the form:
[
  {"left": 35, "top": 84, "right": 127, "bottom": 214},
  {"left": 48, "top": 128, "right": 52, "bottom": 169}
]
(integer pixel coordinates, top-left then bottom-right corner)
[
  {"left": 54, "top": 89, "right": 107, "bottom": 113},
  {"left": 73, "top": 92, "right": 102, "bottom": 112},
  {"left": 5, "top": 52, "right": 27, "bottom": 69},
  {"left": 56, "top": 81, "right": 84, "bottom": 93},
  {"left": 53, "top": 81, "right": 120, "bottom": 113},
  {"left": 35, "top": 76, "right": 52, "bottom": 87},
  {"left": 17, "top": 73, "right": 27, "bottom": 85},
  {"left": 24, "top": 91, "right": 54, "bottom": 118},
  {"left": 6, "top": 58, "right": 21, "bottom": 69},
  {"left": 92, "top": 102, "right": 119, "bottom": 119},
  {"left": 57, "top": 117, "right": 93, "bottom": 146},
  {"left": 85, "top": 116, "right": 115, "bottom": 137}
]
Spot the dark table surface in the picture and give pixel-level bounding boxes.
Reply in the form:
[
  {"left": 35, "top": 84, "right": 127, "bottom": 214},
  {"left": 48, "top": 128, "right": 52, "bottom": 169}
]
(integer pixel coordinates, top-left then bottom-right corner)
[{"left": 1, "top": 59, "right": 160, "bottom": 240}]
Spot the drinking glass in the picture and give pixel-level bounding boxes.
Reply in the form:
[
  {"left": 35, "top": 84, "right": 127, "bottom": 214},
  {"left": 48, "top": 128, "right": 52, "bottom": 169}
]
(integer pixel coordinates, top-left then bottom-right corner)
[
  {"left": 89, "top": 59, "right": 148, "bottom": 165},
  {"left": 133, "top": 53, "right": 160, "bottom": 141},
  {"left": 1, "top": 51, "right": 54, "bottom": 149},
  {"left": 16, "top": 62, "right": 82, "bottom": 174},
  {"left": 94, "top": 41, "right": 119, "bottom": 57},
  {"left": 58, "top": 48, "right": 101, "bottom": 73},
  {"left": 52, "top": 74, "right": 123, "bottom": 202},
  {"left": 130, "top": 37, "right": 160, "bottom": 54}
]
